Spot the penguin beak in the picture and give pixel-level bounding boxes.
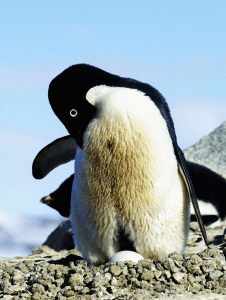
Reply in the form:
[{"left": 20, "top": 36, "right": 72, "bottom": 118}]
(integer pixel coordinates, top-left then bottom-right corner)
[
  {"left": 66, "top": 103, "right": 96, "bottom": 149},
  {"left": 63, "top": 119, "right": 84, "bottom": 149},
  {"left": 40, "top": 195, "right": 70, "bottom": 217},
  {"left": 69, "top": 132, "right": 83, "bottom": 149},
  {"left": 40, "top": 195, "right": 53, "bottom": 205}
]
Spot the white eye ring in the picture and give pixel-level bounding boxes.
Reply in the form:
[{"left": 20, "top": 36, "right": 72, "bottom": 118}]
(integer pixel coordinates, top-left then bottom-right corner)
[{"left": 70, "top": 109, "right": 77, "bottom": 117}]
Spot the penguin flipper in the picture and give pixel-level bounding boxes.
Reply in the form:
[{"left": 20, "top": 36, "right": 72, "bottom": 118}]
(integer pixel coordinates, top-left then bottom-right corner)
[
  {"left": 175, "top": 146, "right": 209, "bottom": 247},
  {"left": 32, "top": 136, "right": 77, "bottom": 179}
]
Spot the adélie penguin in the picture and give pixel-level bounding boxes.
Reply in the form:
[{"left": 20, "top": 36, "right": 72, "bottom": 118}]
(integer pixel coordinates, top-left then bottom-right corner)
[
  {"left": 32, "top": 64, "right": 208, "bottom": 265},
  {"left": 40, "top": 174, "right": 74, "bottom": 218},
  {"left": 40, "top": 161, "right": 226, "bottom": 228}
]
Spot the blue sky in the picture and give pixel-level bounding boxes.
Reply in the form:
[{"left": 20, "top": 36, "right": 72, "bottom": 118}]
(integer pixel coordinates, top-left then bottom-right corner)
[{"left": 1, "top": 1, "right": 226, "bottom": 217}]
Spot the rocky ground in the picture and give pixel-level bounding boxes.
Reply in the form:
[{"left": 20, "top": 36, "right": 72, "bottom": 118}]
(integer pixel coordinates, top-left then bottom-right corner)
[
  {"left": 1, "top": 221, "right": 226, "bottom": 299},
  {"left": 1, "top": 122, "right": 226, "bottom": 299}
]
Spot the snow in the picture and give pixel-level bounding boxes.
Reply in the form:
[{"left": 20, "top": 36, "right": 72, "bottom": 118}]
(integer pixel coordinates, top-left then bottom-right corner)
[{"left": 0, "top": 209, "right": 64, "bottom": 258}]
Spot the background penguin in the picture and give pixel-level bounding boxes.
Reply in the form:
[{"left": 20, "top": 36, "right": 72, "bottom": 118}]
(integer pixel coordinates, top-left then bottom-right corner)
[
  {"left": 40, "top": 162, "right": 226, "bottom": 227},
  {"left": 40, "top": 174, "right": 74, "bottom": 218},
  {"left": 187, "top": 161, "right": 226, "bottom": 227},
  {"left": 33, "top": 64, "right": 208, "bottom": 265}
]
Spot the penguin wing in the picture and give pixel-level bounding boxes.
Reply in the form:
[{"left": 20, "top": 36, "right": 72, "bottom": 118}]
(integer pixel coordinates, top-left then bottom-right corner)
[
  {"left": 175, "top": 146, "right": 209, "bottom": 246},
  {"left": 32, "top": 136, "right": 77, "bottom": 179}
]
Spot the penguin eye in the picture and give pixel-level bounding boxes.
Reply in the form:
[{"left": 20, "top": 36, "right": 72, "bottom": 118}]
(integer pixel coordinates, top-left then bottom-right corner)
[{"left": 70, "top": 109, "right": 78, "bottom": 117}]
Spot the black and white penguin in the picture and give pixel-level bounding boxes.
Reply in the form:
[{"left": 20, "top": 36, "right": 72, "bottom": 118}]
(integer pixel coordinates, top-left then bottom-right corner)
[
  {"left": 40, "top": 163, "right": 226, "bottom": 228},
  {"left": 40, "top": 174, "right": 74, "bottom": 218},
  {"left": 187, "top": 161, "right": 226, "bottom": 227},
  {"left": 32, "top": 64, "right": 208, "bottom": 265}
]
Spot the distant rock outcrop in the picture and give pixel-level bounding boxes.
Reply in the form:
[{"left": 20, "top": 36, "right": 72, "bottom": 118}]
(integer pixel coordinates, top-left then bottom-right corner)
[{"left": 184, "top": 121, "right": 226, "bottom": 179}]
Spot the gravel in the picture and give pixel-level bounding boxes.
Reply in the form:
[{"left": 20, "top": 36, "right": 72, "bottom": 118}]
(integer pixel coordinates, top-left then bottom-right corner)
[{"left": 1, "top": 243, "right": 226, "bottom": 299}]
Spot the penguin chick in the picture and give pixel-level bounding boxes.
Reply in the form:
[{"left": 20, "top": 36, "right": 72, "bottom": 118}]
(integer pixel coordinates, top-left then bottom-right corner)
[{"left": 33, "top": 64, "right": 208, "bottom": 265}]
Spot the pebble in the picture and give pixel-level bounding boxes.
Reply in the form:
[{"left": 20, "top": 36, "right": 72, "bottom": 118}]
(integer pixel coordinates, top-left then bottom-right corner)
[{"left": 0, "top": 244, "right": 226, "bottom": 299}]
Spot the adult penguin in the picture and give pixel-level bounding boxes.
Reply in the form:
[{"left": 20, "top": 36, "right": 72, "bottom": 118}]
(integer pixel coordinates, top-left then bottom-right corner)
[
  {"left": 40, "top": 174, "right": 74, "bottom": 218},
  {"left": 40, "top": 162, "right": 226, "bottom": 228},
  {"left": 33, "top": 64, "right": 208, "bottom": 265}
]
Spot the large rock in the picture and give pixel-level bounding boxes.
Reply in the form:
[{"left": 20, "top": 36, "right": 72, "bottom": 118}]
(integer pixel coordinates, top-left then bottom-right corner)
[
  {"left": 184, "top": 121, "right": 226, "bottom": 179},
  {"left": 43, "top": 219, "right": 75, "bottom": 252}
]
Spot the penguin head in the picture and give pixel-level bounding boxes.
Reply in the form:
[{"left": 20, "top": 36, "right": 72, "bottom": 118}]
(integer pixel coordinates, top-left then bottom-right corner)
[
  {"left": 48, "top": 64, "right": 119, "bottom": 148},
  {"left": 48, "top": 63, "right": 176, "bottom": 149}
]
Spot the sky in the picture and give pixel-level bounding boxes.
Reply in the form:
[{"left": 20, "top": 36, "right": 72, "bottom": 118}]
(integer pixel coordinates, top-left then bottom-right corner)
[
  {"left": 0, "top": 1, "right": 226, "bottom": 218},
  {"left": 0, "top": 209, "right": 64, "bottom": 257}
]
